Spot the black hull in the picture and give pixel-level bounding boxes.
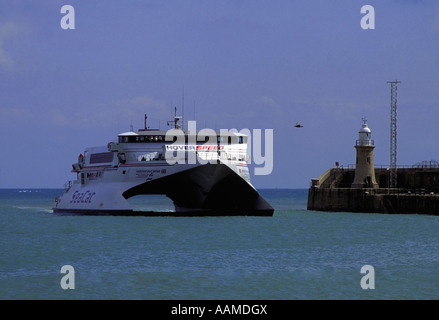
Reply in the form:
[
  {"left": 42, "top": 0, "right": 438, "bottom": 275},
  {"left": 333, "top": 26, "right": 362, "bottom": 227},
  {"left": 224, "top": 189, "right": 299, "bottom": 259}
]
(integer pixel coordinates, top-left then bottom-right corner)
[{"left": 123, "top": 163, "right": 274, "bottom": 216}]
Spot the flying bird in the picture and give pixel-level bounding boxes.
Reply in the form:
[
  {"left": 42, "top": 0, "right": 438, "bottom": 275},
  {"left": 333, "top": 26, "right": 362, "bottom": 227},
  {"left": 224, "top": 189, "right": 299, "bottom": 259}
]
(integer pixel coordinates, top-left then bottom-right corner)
[{"left": 294, "top": 122, "right": 303, "bottom": 128}]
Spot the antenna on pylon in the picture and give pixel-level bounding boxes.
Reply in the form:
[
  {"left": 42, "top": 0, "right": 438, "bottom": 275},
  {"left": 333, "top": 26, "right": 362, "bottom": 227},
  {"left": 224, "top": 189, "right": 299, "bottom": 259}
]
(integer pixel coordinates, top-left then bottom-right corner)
[{"left": 387, "top": 79, "right": 401, "bottom": 188}]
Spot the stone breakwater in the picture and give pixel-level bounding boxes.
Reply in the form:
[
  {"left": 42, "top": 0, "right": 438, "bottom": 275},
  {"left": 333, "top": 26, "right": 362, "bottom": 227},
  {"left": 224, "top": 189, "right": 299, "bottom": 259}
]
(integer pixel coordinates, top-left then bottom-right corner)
[{"left": 307, "top": 167, "right": 439, "bottom": 215}]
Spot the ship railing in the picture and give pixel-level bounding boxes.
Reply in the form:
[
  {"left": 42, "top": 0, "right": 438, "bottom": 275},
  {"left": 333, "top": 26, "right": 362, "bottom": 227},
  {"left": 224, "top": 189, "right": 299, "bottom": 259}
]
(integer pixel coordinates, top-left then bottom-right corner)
[
  {"left": 63, "top": 180, "right": 73, "bottom": 192},
  {"left": 197, "top": 151, "right": 221, "bottom": 161}
]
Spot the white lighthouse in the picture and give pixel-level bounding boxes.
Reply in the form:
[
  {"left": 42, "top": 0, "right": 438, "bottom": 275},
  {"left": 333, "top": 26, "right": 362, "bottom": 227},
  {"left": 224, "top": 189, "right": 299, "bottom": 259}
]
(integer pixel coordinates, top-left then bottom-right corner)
[{"left": 351, "top": 118, "right": 378, "bottom": 188}]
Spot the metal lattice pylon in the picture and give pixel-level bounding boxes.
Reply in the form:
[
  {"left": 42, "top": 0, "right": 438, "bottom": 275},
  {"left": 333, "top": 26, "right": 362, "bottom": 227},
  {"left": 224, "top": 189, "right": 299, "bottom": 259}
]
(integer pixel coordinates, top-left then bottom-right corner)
[{"left": 387, "top": 80, "right": 401, "bottom": 188}]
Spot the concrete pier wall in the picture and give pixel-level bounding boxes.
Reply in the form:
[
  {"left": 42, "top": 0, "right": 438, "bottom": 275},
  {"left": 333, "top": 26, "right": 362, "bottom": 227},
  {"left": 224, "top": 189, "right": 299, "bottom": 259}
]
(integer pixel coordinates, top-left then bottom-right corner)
[
  {"left": 307, "top": 188, "right": 439, "bottom": 214},
  {"left": 307, "top": 167, "right": 439, "bottom": 214}
]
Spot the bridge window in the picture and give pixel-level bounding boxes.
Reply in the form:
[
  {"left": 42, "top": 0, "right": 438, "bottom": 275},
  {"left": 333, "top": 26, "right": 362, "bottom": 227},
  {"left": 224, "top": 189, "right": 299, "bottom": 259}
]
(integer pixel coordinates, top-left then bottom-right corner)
[
  {"left": 89, "top": 152, "right": 114, "bottom": 164},
  {"left": 119, "top": 135, "right": 165, "bottom": 143}
]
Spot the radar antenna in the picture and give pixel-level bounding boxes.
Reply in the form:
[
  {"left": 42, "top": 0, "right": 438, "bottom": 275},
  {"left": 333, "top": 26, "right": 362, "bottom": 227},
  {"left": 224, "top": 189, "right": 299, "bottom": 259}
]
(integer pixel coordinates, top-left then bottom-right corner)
[{"left": 167, "top": 107, "right": 182, "bottom": 129}]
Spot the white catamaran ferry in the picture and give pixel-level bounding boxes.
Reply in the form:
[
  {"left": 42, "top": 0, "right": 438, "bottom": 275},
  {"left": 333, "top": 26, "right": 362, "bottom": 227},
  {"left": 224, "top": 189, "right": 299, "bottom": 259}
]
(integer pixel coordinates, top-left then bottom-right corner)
[{"left": 53, "top": 111, "right": 274, "bottom": 216}]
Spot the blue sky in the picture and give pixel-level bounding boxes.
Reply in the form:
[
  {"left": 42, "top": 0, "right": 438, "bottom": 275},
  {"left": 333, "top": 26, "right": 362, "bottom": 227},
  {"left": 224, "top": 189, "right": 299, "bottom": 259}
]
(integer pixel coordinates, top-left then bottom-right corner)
[{"left": 1, "top": 0, "right": 439, "bottom": 188}]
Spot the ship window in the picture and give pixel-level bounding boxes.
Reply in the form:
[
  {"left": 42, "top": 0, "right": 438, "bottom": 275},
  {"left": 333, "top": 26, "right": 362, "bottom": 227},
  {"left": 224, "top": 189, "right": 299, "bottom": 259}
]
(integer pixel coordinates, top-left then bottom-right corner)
[
  {"left": 200, "top": 136, "right": 209, "bottom": 143},
  {"left": 90, "top": 152, "right": 114, "bottom": 164},
  {"left": 118, "top": 153, "right": 126, "bottom": 164},
  {"left": 239, "top": 136, "right": 243, "bottom": 144},
  {"left": 137, "top": 152, "right": 159, "bottom": 162}
]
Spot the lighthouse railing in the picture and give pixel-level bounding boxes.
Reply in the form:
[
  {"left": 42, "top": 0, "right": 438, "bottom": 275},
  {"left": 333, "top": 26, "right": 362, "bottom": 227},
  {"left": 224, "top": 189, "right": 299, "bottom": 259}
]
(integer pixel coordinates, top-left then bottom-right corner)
[{"left": 356, "top": 140, "right": 374, "bottom": 146}]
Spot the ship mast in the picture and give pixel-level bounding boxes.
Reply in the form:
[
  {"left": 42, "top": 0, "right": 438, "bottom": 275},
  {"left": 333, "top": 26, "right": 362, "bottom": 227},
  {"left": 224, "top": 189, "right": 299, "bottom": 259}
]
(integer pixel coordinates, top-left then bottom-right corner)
[{"left": 167, "top": 107, "right": 182, "bottom": 129}]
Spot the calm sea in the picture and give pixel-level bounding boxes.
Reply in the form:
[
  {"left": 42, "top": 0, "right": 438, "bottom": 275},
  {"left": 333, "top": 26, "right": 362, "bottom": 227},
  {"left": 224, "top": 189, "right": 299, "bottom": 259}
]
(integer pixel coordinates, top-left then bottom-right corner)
[{"left": 1, "top": 188, "right": 438, "bottom": 300}]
